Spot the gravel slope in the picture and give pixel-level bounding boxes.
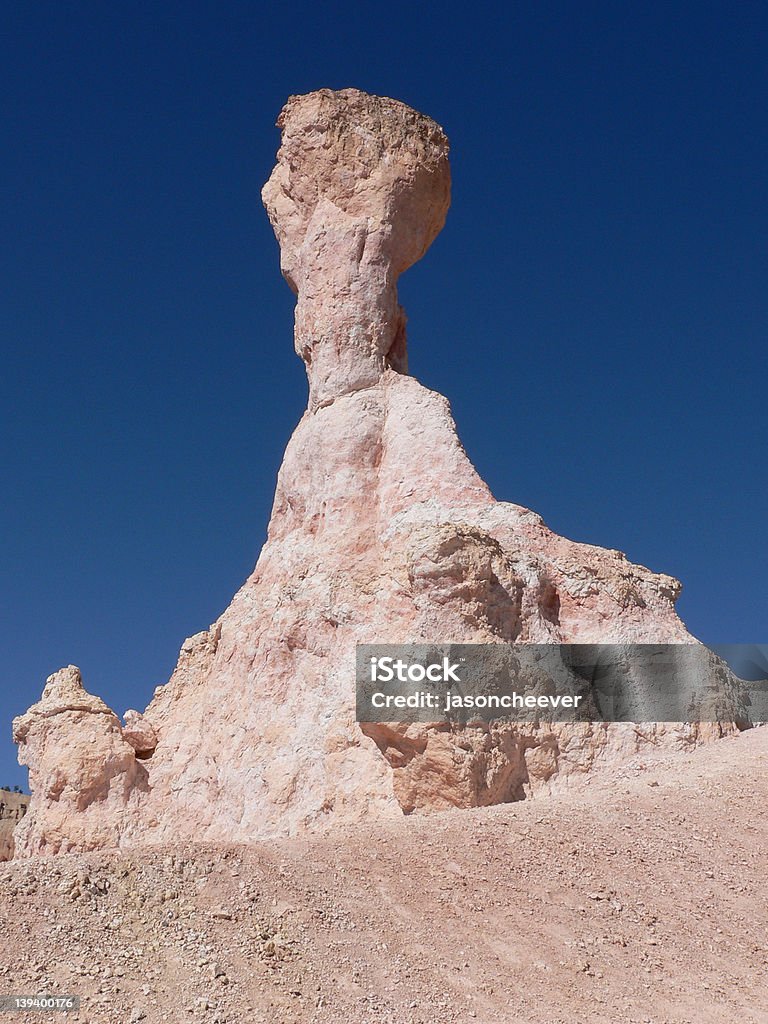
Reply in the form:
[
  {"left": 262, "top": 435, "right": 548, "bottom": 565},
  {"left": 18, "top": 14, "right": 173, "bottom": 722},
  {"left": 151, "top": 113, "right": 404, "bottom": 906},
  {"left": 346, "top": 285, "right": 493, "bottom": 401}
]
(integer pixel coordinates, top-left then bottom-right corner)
[{"left": 0, "top": 727, "right": 765, "bottom": 1024}]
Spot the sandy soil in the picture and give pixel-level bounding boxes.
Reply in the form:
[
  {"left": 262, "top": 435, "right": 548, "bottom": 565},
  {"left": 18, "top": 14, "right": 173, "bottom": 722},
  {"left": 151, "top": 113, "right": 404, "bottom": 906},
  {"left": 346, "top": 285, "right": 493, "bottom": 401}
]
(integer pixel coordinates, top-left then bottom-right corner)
[{"left": 0, "top": 727, "right": 765, "bottom": 1024}]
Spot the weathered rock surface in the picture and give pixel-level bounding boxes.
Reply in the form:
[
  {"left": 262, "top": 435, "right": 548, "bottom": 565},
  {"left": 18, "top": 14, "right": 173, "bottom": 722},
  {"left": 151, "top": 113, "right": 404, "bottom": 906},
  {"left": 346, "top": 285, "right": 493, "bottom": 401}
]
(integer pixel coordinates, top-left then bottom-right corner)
[
  {"left": 121, "top": 710, "right": 158, "bottom": 758},
  {"left": 13, "top": 667, "right": 148, "bottom": 855},
  {"left": 0, "top": 789, "right": 28, "bottom": 862},
  {"left": 262, "top": 88, "right": 450, "bottom": 410},
  {"left": 13, "top": 88, "right": 748, "bottom": 856}
]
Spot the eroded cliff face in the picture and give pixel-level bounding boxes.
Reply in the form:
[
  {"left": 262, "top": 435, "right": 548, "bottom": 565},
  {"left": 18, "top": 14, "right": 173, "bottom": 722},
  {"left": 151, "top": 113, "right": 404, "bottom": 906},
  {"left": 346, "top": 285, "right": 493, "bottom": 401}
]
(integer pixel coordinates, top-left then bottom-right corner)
[{"left": 12, "top": 89, "right": 742, "bottom": 857}]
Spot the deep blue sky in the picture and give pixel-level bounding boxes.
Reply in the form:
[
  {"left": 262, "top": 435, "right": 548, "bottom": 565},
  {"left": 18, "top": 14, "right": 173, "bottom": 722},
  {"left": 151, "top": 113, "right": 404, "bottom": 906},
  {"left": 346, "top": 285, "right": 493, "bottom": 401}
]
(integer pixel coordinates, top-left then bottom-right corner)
[{"left": 2, "top": 2, "right": 766, "bottom": 788}]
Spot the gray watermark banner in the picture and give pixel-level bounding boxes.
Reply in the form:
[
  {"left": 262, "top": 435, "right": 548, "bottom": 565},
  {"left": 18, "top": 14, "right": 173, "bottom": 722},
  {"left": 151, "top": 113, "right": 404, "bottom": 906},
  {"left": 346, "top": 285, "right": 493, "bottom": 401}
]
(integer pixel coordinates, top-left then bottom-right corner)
[{"left": 356, "top": 644, "right": 768, "bottom": 724}]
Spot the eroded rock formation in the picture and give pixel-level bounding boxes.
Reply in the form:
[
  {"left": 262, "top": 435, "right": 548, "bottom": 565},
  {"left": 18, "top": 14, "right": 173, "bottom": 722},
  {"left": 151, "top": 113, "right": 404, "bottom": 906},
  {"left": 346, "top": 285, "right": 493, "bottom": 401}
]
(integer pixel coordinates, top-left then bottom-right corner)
[
  {"left": 0, "top": 789, "right": 28, "bottom": 861},
  {"left": 13, "top": 667, "right": 148, "bottom": 855},
  {"left": 262, "top": 89, "right": 450, "bottom": 409},
  {"left": 12, "top": 88, "right": 746, "bottom": 856}
]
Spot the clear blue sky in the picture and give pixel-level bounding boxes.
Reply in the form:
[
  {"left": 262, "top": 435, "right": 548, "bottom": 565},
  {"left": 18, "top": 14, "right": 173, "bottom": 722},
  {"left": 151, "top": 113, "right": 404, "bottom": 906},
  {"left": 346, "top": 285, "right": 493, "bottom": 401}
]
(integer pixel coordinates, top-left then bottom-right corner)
[{"left": 2, "top": 2, "right": 766, "bottom": 788}]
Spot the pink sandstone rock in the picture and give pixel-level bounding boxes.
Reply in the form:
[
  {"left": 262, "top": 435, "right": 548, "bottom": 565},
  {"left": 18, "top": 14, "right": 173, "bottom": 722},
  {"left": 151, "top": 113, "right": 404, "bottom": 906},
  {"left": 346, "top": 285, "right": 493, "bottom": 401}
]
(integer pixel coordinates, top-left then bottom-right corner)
[
  {"left": 0, "top": 790, "right": 28, "bottom": 862},
  {"left": 262, "top": 88, "right": 450, "bottom": 410},
  {"left": 11, "top": 89, "right": 745, "bottom": 856},
  {"left": 121, "top": 710, "right": 158, "bottom": 758},
  {"left": 12, "top": 667, "right": 147, "bottom": 855}
]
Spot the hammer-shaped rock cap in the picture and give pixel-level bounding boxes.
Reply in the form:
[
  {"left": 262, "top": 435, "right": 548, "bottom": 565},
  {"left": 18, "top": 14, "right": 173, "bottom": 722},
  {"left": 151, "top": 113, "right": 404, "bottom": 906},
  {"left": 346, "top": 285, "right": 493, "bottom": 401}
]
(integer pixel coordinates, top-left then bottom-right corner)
[{"left": 262, "top": 89, "right": 451, "bottom": 408}]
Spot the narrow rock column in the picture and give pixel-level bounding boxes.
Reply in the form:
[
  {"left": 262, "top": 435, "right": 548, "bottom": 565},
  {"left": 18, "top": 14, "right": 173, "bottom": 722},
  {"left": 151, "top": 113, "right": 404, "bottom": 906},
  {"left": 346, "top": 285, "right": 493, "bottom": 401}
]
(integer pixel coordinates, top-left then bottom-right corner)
[{"left": 262, "top": 88, "right": 451, "bottom": 409}]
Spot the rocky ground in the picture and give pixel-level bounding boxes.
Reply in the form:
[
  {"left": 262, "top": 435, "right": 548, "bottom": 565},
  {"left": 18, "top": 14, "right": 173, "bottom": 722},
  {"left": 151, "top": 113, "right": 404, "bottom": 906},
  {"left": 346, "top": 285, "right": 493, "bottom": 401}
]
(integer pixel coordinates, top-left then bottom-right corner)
[{"left": 0, "top": 727, "right": 765, "bottom": 1024}]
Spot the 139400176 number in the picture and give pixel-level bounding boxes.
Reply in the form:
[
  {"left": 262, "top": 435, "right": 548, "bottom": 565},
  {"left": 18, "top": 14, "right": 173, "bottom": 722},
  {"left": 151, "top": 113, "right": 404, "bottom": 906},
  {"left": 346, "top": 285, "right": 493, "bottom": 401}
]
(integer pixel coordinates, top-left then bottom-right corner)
[{"left": 0, "top": 995, "right": 80, "bottom": 1012}]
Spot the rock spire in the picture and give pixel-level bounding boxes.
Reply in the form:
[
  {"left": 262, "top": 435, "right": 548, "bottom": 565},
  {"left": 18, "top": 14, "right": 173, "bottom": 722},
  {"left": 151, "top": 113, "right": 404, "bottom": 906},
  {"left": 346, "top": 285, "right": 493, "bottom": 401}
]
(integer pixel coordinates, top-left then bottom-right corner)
[{"left": 12, "top": 89, "right": 746, "bottom": 857}]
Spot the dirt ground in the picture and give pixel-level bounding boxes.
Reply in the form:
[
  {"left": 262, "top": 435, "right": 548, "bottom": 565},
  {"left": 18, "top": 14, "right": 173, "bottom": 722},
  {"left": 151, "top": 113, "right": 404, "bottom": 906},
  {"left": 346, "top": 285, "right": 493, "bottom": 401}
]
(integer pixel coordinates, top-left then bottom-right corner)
[{"left": 0, "top": 727, "right": 765, "bottom": 1024}]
